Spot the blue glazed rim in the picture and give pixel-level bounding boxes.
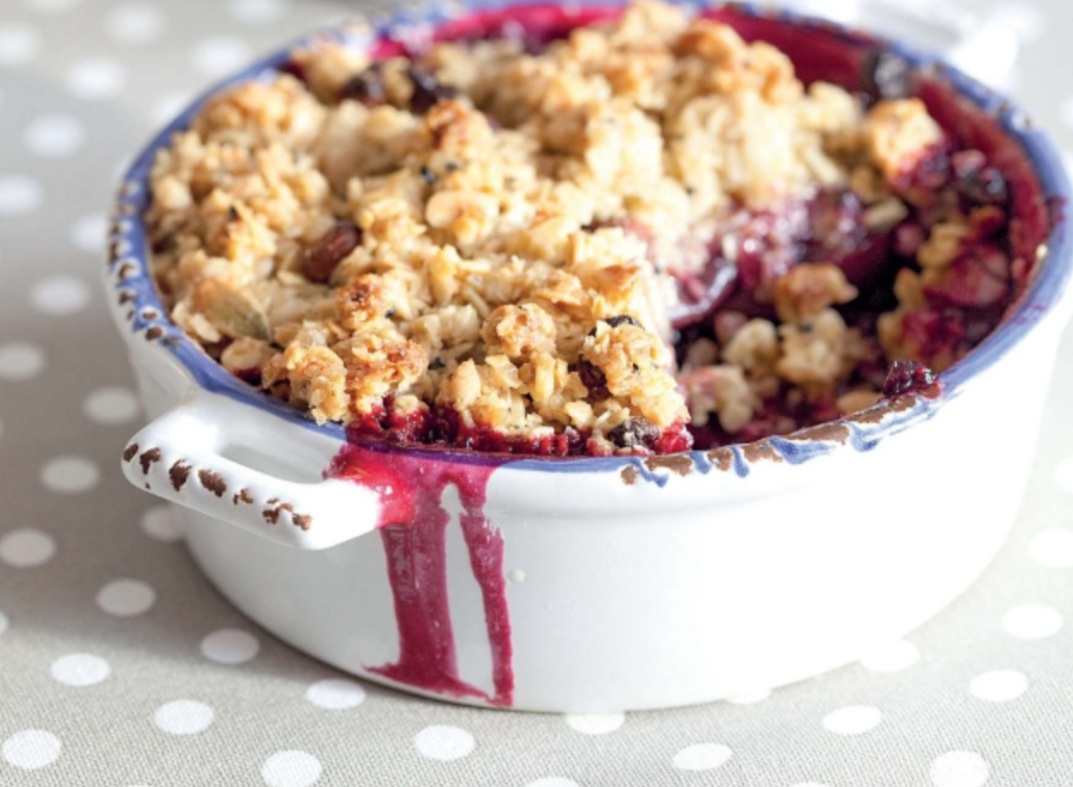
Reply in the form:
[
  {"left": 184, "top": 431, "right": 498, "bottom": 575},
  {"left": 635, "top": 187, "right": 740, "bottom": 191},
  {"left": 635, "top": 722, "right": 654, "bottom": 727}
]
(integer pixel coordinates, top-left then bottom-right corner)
[{"left": 108, "top": 0, "right": 1073, "bottom": 478}]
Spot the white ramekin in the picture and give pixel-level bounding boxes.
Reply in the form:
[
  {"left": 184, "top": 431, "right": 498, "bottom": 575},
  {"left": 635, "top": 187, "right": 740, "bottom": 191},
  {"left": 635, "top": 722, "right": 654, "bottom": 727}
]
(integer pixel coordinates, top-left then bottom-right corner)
[{"left": 105, "top": 1, "right": 1073, "bottom": 711}]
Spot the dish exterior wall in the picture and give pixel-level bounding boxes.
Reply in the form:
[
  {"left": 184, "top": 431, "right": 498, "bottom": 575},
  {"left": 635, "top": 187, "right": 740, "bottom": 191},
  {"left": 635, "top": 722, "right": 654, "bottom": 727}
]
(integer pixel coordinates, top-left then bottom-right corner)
[{"left": 125, "top": 312, "right": 1061, "bottom": 710}]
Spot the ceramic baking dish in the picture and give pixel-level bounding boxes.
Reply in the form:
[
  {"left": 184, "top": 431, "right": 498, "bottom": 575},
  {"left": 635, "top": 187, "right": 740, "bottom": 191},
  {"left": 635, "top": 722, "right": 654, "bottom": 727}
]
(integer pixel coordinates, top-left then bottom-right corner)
[{"left": 106, "top": 1, "right": 1073, "bottom": 711}]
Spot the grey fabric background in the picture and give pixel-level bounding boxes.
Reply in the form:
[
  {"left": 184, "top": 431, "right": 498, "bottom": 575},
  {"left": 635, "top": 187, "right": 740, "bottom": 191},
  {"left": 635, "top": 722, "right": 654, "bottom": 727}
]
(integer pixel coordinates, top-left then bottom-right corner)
[{"left": 1, "top": 0, "right": 1072, "bottom": 784}]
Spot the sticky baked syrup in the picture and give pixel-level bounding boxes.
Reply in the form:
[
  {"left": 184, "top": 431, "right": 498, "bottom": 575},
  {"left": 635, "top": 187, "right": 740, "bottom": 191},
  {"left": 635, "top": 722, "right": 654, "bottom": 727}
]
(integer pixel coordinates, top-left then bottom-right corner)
[{"left": 321, "top": 3, "right": 1054, "bottom": 706}]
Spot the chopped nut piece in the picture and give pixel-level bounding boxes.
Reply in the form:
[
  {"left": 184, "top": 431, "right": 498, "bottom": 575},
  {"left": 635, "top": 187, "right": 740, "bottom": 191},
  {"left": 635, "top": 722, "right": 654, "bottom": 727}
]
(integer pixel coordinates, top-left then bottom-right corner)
[
  {"left": 771, "top": 264, "right": 858, "bottom": 323},
  {"left": 863, "top": 98, "right": 943, "bottom": 182}
]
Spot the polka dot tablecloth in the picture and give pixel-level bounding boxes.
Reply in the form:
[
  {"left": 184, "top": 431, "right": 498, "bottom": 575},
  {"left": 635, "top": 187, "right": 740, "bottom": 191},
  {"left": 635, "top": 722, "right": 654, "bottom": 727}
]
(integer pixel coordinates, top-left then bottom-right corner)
[{"left": 2, "top": 0, "right": 1073, "bottom": 785}]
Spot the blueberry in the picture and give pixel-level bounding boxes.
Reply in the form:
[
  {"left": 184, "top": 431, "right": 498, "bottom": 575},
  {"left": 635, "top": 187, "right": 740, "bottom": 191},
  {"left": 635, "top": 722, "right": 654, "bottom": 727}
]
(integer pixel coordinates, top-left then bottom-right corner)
[
  {"left": 407, "top": 65, "right": 459, "bottom": 113},
  {"left": 339, "top": 64, "right": 386, "bottom": 106},
  {"left": 882, "top": 359, "right": 935, "bottom": 398},
  {"left": 861, "top": 49, "right": 911, "bottom": 101},
  {"left": 587, "top": 315, "right": 640, "bottom": 336},
  {"left": 958, "top": 167, "right": 1009, "bottom": 207},
  {"left": 607, "top": 418, "right": 658, "bottom": 449}
]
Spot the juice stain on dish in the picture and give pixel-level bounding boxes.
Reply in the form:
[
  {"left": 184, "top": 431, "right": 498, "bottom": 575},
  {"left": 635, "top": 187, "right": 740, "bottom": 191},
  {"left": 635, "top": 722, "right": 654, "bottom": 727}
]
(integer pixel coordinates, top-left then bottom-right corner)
[{"left": 328, "top": 444, "right": 514, "bottom": 706}]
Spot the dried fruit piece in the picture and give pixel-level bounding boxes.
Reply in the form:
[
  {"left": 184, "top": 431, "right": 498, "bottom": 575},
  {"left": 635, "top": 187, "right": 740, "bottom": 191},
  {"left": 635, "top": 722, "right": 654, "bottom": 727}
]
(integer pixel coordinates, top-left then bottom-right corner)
[
  {"left": 304, "top": 221, "right": 362, "bottom": 284},
  {"left": 576, "top": 359, "right": 609, "bottom": 400}
]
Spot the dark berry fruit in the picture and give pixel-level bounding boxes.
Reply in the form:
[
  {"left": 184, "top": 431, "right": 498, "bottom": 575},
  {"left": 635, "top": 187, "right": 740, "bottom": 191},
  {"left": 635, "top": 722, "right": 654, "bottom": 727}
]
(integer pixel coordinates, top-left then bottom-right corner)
[
  {"left": 278, "top": 59, "right": 308, "bottom": 85},
  {"left": 861, "top": 49, "right": 911, "bottom": 101},
  {"left": 577, "top": 359, "right": 609, "bottom": 400},
  {"left": 339, "top": 64, "right": 387, "bottom": 106},
  {"left": 959, "top": 167, "right": 1009, "bottom": 207},
  {"left": 893, "top": 222, "right": 926, "bottom": 258},
  {"left": 407, "top": 65, "right": 459, "bottom": 113},
  {"left": 608, "top": 418, "right": 659, "bottom": 449},
  {"left": 882, "top": 359, "right": 936, "bottom": 398},
  {"left": 588, "top": 314, "right": 640, "bottom": 336},
  {"left": 951, "top": 149, "right": 1008, "bottom": 206}
]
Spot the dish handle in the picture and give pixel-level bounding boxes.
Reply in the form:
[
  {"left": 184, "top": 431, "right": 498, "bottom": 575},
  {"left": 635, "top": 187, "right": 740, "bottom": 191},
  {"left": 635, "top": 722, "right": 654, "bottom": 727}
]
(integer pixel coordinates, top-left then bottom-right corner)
[{"left": 120, "top": 392, "right": 381, "bottom": 550}]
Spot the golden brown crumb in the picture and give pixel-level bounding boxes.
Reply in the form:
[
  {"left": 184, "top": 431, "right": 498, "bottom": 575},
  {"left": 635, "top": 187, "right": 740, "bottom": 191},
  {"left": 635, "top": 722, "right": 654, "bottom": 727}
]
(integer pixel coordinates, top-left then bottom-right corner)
[{"left": 772, "top": 263, "right": 858, "bottom": 323}]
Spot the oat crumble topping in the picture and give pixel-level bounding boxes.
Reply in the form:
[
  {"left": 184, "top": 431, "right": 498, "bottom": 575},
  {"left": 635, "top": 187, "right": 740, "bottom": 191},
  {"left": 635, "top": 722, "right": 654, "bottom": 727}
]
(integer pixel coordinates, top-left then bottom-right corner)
[{"left": 147, "top": 1, "right": 1022, "bottom": 455}]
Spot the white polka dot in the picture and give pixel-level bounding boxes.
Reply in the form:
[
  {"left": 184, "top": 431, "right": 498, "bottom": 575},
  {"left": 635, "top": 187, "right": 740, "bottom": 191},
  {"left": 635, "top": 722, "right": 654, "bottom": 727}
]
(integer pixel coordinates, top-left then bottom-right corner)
[
  {"left": 140, "top": 505, "right": 184, "bottom": 542},
  {"left": 23, "top": 0, "right": 82, "bottom": 11},
  {"left": 261, "top": 750, "right": 321, "bottom": 787},
  {"left": 930, "top": 751, "right": 990, "bottom": 787},
  {"left": 859, "top": 639, "right": 920, "bottom": 673},
  {"left": 149, "top": 92, "right": 193, "bottom": 126},
  {"left": 564, "top": 712, "right": 625, "bottom": 735},
  {"left": 153, "top": 700, "right": 214, "bottom": 735},
  {"left": 41, "top": 456, "right": 100, "bottom": 494},
  {"left": 0, "top": 528, "right": 55, "bottom": 568},
  {"left": 725, "top": 687, "right": 771, "bottom": 704},
  {"left": 0, "top": 25, "right": 42, "bottom": 66},
  {"left": 0, "top": 610, "right": 7, "bottom": 637},
  {"left": 226, "top": 0, "right": 289, "bottom": 25},
  {"left": 189, "top": 36, "right": 253, "bottom": 78},
  {"left": 1055, "top": 456, "right": 1073, "bottom": 493},
  {"left": 969, "top": 669, "right": 1028, "bottom": 702},
  {"left": 31, "top": 275, "right": 90, "bottom": 315},
  {"left": 200, "top": 628, "right": 260, "bottom": 665},
  {"left": 1030, "top": 530, "right": 1073, "bottom": 567},
  {"left": 672, "top": 743, "right": 733, "bottom": 772},
  {"left": 2, "top": 730, "right": 60, "bottom": 770},
  {"left": 507, "top": 567, "right": 525, "bottom": 583},
  {"left": 105, "top": 4, "right": 165, "bottom": 45},
  {"left": 0, "top": 175, "right": 44, "bottom": 215},
  {"left": 0, "top": 342, "right": 45, "bottom": 380},
  {"left": 1002, "top": 603, "right": 1063, "bottom": 639},
  {"left": 414, "top": 725, "right": 474, "bottom": 761},
  {"left": 23, "top": 115, "right": 86, "bottom": 158},
  {"left": 304, "top": 678, "right": 366, "bottom": 710},
  {"left": 525, "top": 780, "right": 579, "bottom": 787},
  {"left": 822, "top": 705, "right": 882, "bottom": 735},
  {"left": 97, "top": 579, "right": 156, "bottom": 616},
  {"left": 66, "top": 58, "right": 126, "bottom": 100},
  {"left": 85, "top": 386, "right": 140, "bottom": 424},
  {"left": 50, "top": 653, "right": 111, "bottom": 687},
  {"left": 70, "top": 212, "right": 108, "bottom": 254}
]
